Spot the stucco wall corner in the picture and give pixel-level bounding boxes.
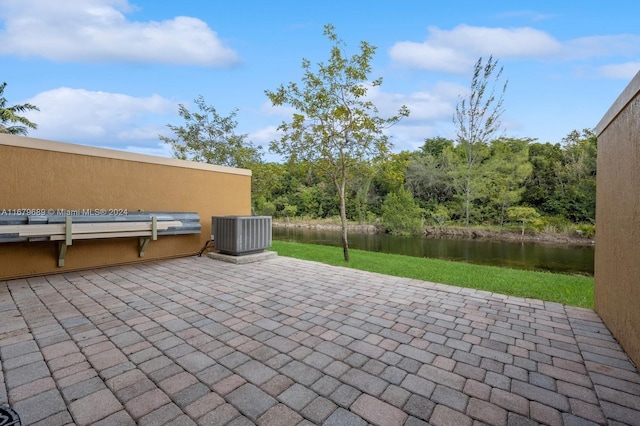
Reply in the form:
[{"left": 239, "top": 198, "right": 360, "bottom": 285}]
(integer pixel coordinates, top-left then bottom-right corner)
[{"left": 594, "top": 69, "right": 640, "bottom": 369}]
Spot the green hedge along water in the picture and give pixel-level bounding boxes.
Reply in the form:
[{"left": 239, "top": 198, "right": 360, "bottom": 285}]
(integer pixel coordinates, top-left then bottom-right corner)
[{"left": 272, "top": 227, "right": 594, "bottom": 275}]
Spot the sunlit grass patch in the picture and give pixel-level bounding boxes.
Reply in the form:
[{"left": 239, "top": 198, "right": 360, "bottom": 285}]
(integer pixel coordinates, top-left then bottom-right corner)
[{"left": 271, "top": 241, "right": 594, "bottom": 308}]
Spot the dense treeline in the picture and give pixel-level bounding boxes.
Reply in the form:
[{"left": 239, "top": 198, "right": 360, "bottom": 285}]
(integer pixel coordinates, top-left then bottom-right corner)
[{"left": 251, "top": 128, "right": 597, "bottom": 236}]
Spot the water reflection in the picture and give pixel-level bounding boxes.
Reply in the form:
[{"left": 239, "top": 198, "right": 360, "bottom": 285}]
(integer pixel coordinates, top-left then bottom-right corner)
[{"left": 272, "top": 227, "right": 594, "bottom": 275}]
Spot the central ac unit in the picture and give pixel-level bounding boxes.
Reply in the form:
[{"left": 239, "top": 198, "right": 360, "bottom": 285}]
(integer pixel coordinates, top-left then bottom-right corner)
[{"left": 212, "top": 216, "right": 272, "bottom": 256}]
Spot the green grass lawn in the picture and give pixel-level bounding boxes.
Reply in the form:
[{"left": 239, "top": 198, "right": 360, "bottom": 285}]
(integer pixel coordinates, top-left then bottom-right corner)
[{"left": 271, "top": 241, "right": 594, "bottom": 308}]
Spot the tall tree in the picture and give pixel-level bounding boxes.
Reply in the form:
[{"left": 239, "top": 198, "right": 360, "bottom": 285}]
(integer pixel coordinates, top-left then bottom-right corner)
[
  {"left": 251, "top": 162, "right": 287, "bottom": 214},
  {"left": 521, "top": 130, "right": 596, "bottom": 223},
  {"left": 452, "top": 56, "right": 508, "bottom": 227},
  {"left": 420, "top": 136, "right": 454, "bottom": 158},
  {"left": 350, "top": 161, "right": 376, "bottom": 224},
  {"left": 484, "top": 138, "right": 533, "bottom": 226},
  {"left": 0, "top": 82, "right": 39, "bottom": 136},
  {"left": 266, "top": 24, "right": 409, "bottom": 261},
  {"left": 377, "top": 151, "right": 412, "bottom": 194},
  {"left": 555, "top": 129, "right": 597, "bottom": 223},
  {"left": 521, "top": 142, "right": 564, "bottom": 216},
  {"left": 406, "top": 137, "right": 455, "bottom": 207},
  {"left": 160, "top": 95, "right": 262, "bottom": 168}
]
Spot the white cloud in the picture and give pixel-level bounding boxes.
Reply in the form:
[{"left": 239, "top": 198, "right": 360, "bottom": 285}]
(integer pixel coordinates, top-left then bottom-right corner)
[
  {"left": 367, "top": 83, "right": 463, "bottom": 122},
  {"left": 248, "top": 125, "right": 280, "bottom": 147},
  {"left": 389, "top": 25, "right": 561, "bottom": 73},
  {"left": 25, "top": 87, "right": 176, "bottom": 148},
  {"left": 117, "top": 125, "right": 169, "bottom": 141},
  {"left": 385, "top": 123, "right": 435, "bottom": 152},
  {"left": 0, "top": 0, "right": 239, "bottom": 66},
  {"left": 259, "top": 100, "right": 296, "bottom": 118},
  {"left": 565, "top": 35, "right": 640, "bottom": 60},
  {"left": 390, "top": 40, "right": 471, "bottom": 73},
  {"left": 389, "top": 25, "right": 640, "bottom": 77},
  {"left": 598, "top": 62, "right": 640, "bottom": 79},
  {"left": 364, "top": 83, "right": 469, "bottom": 152}
]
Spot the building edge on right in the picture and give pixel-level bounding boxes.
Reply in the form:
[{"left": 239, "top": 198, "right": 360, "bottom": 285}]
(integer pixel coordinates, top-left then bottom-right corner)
[{"left": 595, "top": 70, "right": 640, "bottom": 369}]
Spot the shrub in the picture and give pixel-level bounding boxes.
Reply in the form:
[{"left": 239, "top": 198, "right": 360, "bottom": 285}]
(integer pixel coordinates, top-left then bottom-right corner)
[
  {"left": 381, "top": 188, "right": 424, "bottom": 235},
  {"left": 537, "top": 215, "right": 570, "bottom": 233},
  {"left": 507, "top": 206, "right": 541, "bottom": 236},
  {"left": 430, "top": 205, "right": 450, "bottom": 227},
  {"left": 260, "top": 201, "right": 276, "bottom": 216},
  {"left": 575, "top": 224, "right": 595, "bottom": 238}
]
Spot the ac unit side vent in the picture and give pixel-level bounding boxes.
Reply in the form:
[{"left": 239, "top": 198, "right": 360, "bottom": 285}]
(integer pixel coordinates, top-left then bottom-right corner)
[{"left": 212, "top": 216, "right": 272, "bottom": 256}]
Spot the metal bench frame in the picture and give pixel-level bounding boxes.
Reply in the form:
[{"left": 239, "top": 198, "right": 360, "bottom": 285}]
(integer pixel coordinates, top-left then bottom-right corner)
[{"left": 0, "top": 212, "right": 200, "bottom": 267}]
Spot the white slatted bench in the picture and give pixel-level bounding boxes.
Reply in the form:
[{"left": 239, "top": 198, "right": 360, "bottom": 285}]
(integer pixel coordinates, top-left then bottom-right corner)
[{"left": 0, "top": 212, "right": 201, "bottom": 266}]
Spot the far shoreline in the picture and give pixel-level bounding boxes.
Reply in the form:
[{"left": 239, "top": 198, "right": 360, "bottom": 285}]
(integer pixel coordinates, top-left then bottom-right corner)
[{"left": 272, "top": 220, "right": 595, "bottom": 247}]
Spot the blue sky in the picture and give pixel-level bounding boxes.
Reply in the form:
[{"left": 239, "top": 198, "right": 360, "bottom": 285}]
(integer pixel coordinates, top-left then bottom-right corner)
[{"left": 1, "top": 0, "right": 639, "bottom": 160}]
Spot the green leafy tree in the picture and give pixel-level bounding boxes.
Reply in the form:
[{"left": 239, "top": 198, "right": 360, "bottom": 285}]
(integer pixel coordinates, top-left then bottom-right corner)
[
  {"left": 160, "top": 95, "right": 262, "bottom": 168},
  {"left": 367, "top": 152, "right": 412, "bottom": 219},
  {"left": 381, "top": 188, "right": 424, "bottom": 235},
  {"left": 266, "top": 24, "right": 409, "bottom": 261},
  {"left": 0, "top": 82, "right": 39, "bottom": 135},
  {"left": 406, "top": 138, "right": 456, "bottom": 207},
  {"left": 251, "top": 162, "right": 287, "bottom": 214},
  {"left": 507, "top": 206, "right": 541, "bottom": 236},
  {"left": 254, "top": 198, "right": 276, "bottom": 216},
  {"left": 376, "top": 151, "right": 412, "bottom": 194},
  {"left": 290, "top": 183, "right": 334, "bottom": 219},
  {"left": 453, "top": 56, "right": 508, "bottom": 227},
  {"left": 555, "top": 129, "right": 597, "bottom": 223},
  {"left": 484, "top": 138, "right": 533, "bottom": 226},
  {"left": 444, "top": 142, "right": 491, "bottom": 223},
  {"left": 521, "top": 130, "right": 596, "bottom": 223},
  {"left": 430, "top": 204, "right": 450, "bottom": 227},
  {"left": 521, "top": 142, "right": 564, "bottom": 216},
  {"left": 350, "top": 162, "right": 376, "bottom": 224},
  {"left": 420, "top": 136, "right": 454, "bottom": 157},
  {"left": 282, "top": 204, "right": 298, "bottom": 219}
]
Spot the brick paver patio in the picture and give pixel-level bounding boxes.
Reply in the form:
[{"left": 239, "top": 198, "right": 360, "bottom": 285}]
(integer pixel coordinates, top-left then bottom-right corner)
[{"left": 1, "top": 255, "right": 639, "bottom": 425}]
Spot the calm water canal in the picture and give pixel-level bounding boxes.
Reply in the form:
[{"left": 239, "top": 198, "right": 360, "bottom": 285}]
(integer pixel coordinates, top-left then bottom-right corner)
[{"left": 272, "top": 227, "right": 594, "bottom": 275}]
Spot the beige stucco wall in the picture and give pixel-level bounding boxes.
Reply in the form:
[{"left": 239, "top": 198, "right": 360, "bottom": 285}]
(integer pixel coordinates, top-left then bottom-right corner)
[
  {"left": 595, "top": 70, "right": 640, "bottom": 368},
  {"left": 0, "top": 134, "right": 251, "bottom": 280}
]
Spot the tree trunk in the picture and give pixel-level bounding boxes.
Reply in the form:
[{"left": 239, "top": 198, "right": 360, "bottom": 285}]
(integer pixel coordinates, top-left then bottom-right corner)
[
  {"left": 465, "top": 174, "right": 471, "bottom": 228},
  {"left": 332, "top": 172, "right": 350, "bottom": 262},
  {"left": 339, "top": 188, "right": 350, "bottom": 262}
]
